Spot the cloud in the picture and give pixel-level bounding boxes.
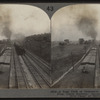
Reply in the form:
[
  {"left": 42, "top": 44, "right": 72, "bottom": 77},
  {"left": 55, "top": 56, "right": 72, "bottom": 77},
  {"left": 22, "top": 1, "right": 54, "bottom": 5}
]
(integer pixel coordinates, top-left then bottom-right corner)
[
  {"left": 0, "top": 4, "right": 50, "bottom": 40},
  {"left": 52, "top": 4, "right": 99, "bottom": 41}
]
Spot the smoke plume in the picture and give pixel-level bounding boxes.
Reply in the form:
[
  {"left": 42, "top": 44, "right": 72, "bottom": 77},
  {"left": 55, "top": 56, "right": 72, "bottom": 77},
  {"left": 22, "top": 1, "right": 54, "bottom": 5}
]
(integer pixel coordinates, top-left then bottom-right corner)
[
  {"left": 51, "top": 4, "right": 99, "bottom": 41},
  {"left": 0, "top": 6, "right": 12, "bottom": 39},
  {"left": 75, "top": 5, "right": 98, "bottom": 39}
]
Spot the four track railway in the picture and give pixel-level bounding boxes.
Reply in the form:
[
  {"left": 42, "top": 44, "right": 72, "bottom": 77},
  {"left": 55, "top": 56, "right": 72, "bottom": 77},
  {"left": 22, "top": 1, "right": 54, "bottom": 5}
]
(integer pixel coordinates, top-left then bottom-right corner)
[
  {"left": 0, "top": 44, "right": 50, "bottom": 89},
  {"left": 0, "top": 42, "right": 100, "bottom": 88}
]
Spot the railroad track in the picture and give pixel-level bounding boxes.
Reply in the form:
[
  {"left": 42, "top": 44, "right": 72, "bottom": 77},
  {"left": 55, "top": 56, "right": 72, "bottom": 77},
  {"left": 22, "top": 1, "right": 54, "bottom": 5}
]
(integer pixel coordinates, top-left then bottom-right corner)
[
  {"left": 0, "top": 45, "right": 13, "bottom": 88},
  {"left": 0, "top": 45, "right": 7, "bottom": 56},
  {"left": 9, "top": 46, "right": 51, "bottom": 88},
  {"left": 25, "top": 49, "right": 50, "bottom": 67},
  {"left": 21, "top": 55, "right": 50, "bottom": 88},
  {"left": 25, "top": 51, "right": 50, "bottom": 75},
  {"left": 52, "top": 46, "right": 97, "bottom": 87},
  {"left": 9, "top": 46, "right": 31, "bottom": 88}
]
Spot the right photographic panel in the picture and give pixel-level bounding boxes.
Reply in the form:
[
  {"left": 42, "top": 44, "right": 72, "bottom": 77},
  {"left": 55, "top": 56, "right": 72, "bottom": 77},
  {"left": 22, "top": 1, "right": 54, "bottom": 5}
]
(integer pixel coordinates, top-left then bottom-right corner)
[{"left": 51, "top": 4, "right": 100, "bottom": 88}]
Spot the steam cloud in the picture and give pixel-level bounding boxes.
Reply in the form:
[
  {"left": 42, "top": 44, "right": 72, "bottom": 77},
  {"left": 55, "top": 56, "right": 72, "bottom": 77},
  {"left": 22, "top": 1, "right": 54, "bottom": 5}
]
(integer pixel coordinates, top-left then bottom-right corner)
[
  {"left": 64, "top": 4, "right": 98, "bottom": 40},
  {"left": 12, "top": 33, "right": 25, "bottom": 45},
  {"left": 75, "top": 5, "right": 98, "bottom": 39},
  {"left": 0, "top": 6, "right": 12, "bottom": 39},
  {"left": 0, "top": 6, "right": 26, "bottom": 42},
  {"left": 52, "top": 4, "right": 99, "bottom": 41},
  {"left": 76, "top": 14, "right": 97, "bottom": 39}
]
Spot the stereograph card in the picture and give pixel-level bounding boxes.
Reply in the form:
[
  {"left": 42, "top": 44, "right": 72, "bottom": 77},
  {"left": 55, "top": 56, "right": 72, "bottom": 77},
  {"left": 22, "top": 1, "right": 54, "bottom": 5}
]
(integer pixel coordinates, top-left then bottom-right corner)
[{"left": 0, "top": 1, "right": 99, "bottom": 98}]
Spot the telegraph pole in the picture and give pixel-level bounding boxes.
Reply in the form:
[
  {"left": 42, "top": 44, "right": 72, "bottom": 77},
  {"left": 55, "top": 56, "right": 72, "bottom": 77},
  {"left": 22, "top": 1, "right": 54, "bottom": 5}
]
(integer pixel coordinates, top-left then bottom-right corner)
[{"left": 71, "top": 52, "right": 74, "bottom": 71}]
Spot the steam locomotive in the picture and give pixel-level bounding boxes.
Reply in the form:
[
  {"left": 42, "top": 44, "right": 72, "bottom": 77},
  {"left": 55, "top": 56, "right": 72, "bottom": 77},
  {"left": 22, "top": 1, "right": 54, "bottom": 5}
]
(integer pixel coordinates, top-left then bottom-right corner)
[{"left": 14, "top": 41, "right": 25, "bottom": 55}]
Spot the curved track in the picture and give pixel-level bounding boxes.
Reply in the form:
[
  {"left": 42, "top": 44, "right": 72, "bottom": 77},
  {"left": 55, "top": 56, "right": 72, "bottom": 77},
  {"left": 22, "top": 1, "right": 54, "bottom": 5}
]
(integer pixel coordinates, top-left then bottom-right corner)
[
  {"left": 21, "top": 55, "right": 50, "bottom": 88},
  {"left": 9, "top": 46, "right": 51, "bottom": 89},
  {"left": 52, "top": 47, "right": 97, "bottom": 88}
]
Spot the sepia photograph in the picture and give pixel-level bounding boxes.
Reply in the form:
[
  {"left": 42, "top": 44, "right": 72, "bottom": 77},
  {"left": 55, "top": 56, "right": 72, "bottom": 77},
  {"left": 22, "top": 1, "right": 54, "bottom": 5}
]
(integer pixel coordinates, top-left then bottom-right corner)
[
  {"left": 0, "top": 4, "right": 51, "bottom": 89},
  {"left": 0, "top": 2, "right": 100, "bottom": 98},
  {"left": 51, "top": 4, "right": 100, "bottom": 88}
]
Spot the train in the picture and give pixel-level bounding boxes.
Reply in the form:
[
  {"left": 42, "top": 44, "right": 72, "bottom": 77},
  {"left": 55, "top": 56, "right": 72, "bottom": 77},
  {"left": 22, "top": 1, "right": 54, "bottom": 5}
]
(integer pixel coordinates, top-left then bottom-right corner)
[
  {"left": 14, "top": 41, "right": 25, "bottom": 55},
  {"left": 81, "top": 47, "right": 97, "bottom": 73},
  {"left": 81, "top": 47, "right": 97, "bottom": 65}
]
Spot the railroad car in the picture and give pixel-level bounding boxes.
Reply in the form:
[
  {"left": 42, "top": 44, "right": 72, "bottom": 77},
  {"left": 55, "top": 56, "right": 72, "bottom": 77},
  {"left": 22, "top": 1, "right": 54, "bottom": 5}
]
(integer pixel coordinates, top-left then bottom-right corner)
[
  {"left": 81, "top": 48, "right": 97, "bottom": 65},
  {"left": 80, "top": 48, "right": 97, "bottom": 73}
]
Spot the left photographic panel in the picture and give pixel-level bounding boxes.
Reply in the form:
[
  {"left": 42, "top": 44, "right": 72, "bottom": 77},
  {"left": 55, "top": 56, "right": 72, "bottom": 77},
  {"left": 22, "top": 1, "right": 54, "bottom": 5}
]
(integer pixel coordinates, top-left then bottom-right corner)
[{"left": 0, "top": 4, "right": 51, "bottom": 89}]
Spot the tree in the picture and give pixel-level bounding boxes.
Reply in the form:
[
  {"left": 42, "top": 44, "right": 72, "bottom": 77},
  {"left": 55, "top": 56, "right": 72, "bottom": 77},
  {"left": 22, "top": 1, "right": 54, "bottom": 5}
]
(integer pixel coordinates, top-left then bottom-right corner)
[
  {"left": 79, "top": 38, "right": 84, "bottom": 44},
  {"left": 64, "top": 39, "right": 69, "bottom": 44}
]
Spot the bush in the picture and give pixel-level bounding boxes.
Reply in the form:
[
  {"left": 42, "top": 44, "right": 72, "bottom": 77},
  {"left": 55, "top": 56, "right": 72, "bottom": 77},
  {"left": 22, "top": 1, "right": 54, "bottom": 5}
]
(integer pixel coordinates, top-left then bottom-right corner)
[{"left": 24, "top": 33, "right": 51, "bottom": 63}]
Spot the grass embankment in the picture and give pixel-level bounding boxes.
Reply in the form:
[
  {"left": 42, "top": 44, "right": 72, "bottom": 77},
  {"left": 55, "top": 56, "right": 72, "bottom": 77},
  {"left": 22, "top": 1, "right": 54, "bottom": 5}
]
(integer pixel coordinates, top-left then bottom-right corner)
[
  {"left": 24, "top": 33, "right": 51, "bottom": 64},
  {"left": 51, "top": 44, "right": 90, "bottom": 81}
]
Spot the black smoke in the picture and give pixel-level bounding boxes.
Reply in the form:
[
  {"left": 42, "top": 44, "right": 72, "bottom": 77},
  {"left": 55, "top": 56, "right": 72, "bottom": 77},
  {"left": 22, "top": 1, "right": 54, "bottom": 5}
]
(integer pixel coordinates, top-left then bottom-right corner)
[{"left": 77, "top": 17, "right": 97, "bottom": 39}]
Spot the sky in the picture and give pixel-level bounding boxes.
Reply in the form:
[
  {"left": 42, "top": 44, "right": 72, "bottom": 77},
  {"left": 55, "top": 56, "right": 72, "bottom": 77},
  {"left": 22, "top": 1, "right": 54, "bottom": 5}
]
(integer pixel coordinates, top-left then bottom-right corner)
[
  {"left": 51, "top": 4, "right": 100, "bottom": 41},
  {"left": 0, "top": 4, "right": 50, "bottom": 40}
]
